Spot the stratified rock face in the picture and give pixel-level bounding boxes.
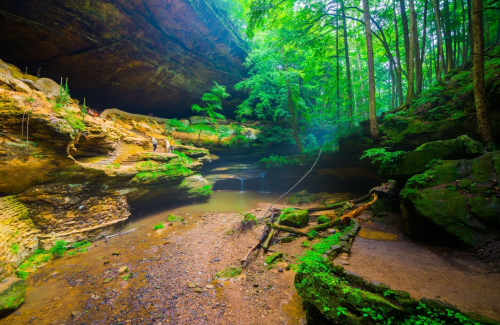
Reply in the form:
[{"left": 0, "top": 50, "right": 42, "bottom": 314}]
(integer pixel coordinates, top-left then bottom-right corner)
[
  {"left": 0, "top": 0, "right": 247, "bottom": 116},
  {"left": 0, "top": 59, "right": 215, "bottom": 280}
]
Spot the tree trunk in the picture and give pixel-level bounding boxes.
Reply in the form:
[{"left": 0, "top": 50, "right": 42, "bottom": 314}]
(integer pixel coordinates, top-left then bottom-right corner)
[
  {"left": 467, "top": 0, "right": 473, "bottom": 60},
  {"left": 433, "top": 0, "right": 447, "bottom": 86},
  {"left": 282, "top": 47, "right": 303, "bottom": 153},
  {"left": 363, "top": 0, "right": 379, "bottom": 140},
  {"left": 336, "top": 15, "right": 340, "bottom": 118},
  {"left": 400, "top": 0, "right": 411, "bottom": 69},
  {"left": 356, "top": 46, "right": 367, "bottom": 119},
  {"left": 420, "top": 0, "right": 429, "bottom": 65},
  {"left": 472, "top": 0, "right": 495, "bottom": 149},
  {"left": 408, "top": 0, "right": 422, "bottom": 97},
  {"left": 341, "top": 0, "right": 354, "bottom": 133},
  {"left": 460, "top": 0, "right": 468, "bottom": 66},
  {"left": 442, "top": 0, "right": 455, "bottom": 72},
  {"left": 393, "top": 0, "right": 404, "bottom": 105}
]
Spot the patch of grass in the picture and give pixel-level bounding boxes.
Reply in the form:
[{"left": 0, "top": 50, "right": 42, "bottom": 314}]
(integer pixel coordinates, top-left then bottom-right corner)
[
  {"left": 9, "top": 243, "right": 19, "bottom": 253},
  {"left": 50, "top": 240, "right": 68, "bottom": 258},
  {"left": 153, "top": 223, "right": 165, "bottom": 230},
  {"left": 106, "top": 163, "right": 121, "bottom": 169}
]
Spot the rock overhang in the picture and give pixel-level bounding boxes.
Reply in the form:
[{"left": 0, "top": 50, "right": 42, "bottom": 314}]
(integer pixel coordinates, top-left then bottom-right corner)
[{"left": 0, "top": 0, "right": 248, "bottom": 117}]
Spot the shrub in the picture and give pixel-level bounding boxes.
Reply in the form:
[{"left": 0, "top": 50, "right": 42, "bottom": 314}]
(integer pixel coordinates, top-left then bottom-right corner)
[
  {"left": 360, "top": 148, "right": 405, "bottom": 173},
  {"left": 50, "top": 240, "right": 68, "bottom": 258}
]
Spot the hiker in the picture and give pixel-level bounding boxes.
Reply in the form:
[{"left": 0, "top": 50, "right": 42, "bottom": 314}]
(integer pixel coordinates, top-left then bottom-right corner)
[
  {"left": 166, "top": 138, "right": 171, "bottom": 153},
  {"left": 170, "top": 138, "right": 175, "bottom": 153},
  {"left": 152, "top": 137, "right": 157, "bottom": 152}
]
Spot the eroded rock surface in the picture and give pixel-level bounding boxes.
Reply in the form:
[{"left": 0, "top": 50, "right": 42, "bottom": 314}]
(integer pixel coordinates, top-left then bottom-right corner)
[{"left": 0, "top": 0, "right": 248, "bottom": 116}]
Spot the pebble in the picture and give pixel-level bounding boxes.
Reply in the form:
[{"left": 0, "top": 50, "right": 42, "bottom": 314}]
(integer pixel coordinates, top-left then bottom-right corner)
[
  {"left": 205, "top": 285, "right": 215, "bottom": 289},
  {"left": 104, "top": 260, "right": 110, "bottom": 264},
  {"left": 103, "top": 277, "right": 114, "bottom": 284},
  {"left": 187, "top": 282, "right": 197, "bottom": 288},
  {"left": 118, "top": 266, "right": 129, "bottom": 274},
  {"left": 112, "top": 252, "right": 120, "bottom": 256},
  {"left": 214, "top": 257, "right": 220, "bottom": 262},
  {"left": 327, "top": 229, "right": 336, "bottom": 234},
  {"left": 278, "top": 269, "right": 284, "bottom": 273},
  {"left": 194, "top": 288, "right": 203, "bottom": 293}
]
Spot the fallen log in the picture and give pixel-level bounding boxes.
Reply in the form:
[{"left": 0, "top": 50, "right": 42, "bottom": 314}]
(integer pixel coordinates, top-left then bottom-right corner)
[
  {"left": 269, "top": 194, "right": 378, "bottom": 237},
  {"left": 262, "top": 213, "right": 279, "bottom": 251},
  {"left": 240, "top": 213, "right": 275, "bottom": 265},
  {"left": 306, "top": 201, "right": 347, "bottom": 212}
]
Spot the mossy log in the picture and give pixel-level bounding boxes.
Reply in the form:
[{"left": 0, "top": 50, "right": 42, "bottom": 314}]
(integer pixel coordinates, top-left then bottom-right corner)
[
  {"left": 270, "top": 194, "right": 378, "bottom": 237},
  {"left": 262, "top": 213, "right": 280, "bottom": 250},
  {"left": 306, "top": 201, "right": 348, "bottom": 212}
]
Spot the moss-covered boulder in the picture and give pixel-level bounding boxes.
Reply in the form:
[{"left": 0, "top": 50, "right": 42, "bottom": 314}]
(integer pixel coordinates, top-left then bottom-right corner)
[
  {"left": 386, "top": 135, "right": 484, "bottom": 181},
  {"left": 289, "top": 196, "right": 302, "bottom": 204},
  {"left": 0, "top": 278, "right": 26, "bottom": 315},
  {"left": 296, "top": 263, "right": 498, "bottom": 325},
  {"left": 280, "top": 209, "right": 309, "bottom": 228},
  {"left": 214, "top": 265, "right": 242, "bottom": 279},
  {"left": 317, "top": 215, "right": 331, "bottom": 224},
  {"left": 400, "top": 151, "right": 500, "bottom": 247}
]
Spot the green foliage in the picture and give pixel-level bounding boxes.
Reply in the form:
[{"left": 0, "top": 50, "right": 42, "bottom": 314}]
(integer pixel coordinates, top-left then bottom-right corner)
[
  {"left": 192, "top": 185, "right": 213, "bottom": 196},
  {"left": 16, "top": 270, "right": 30, "bottom": 280},
  {"left": 242, "top": 213, "right": 258, "bottom": 226},
  {"left": 256, "top": 125, "right": 294, "bottom": 145},
  {"left": 51, "top": 79, "right": 86, "bottom": 131},
  {"left": 191, "top": 81, "right": 229, "bottom": 122},
  {"left": 9, "top": 243, "right": 19, "bottom": 253},
  {"left": 361, "top": 148, "right": 406, "bottom": 173},
  {"left": 50, "top": 240, "right": 68, "bottom": 258},
  {"left": 307, "top": 230, "right": 318, "bottom": 238},
  {"left": 106, "top": 163, "right": 121, "bottom": 169},
  {"left": 153, "top": 223, "right": 165, "bottom": 230},
  {"left": 135, "top": 160, "right": 192, "bottom": 182},
  {"left": 257, "top": 154, "right": 294, "bottom": 169},
  {"left": 281, "top": 207, "right": 296, "bottom": 214}
]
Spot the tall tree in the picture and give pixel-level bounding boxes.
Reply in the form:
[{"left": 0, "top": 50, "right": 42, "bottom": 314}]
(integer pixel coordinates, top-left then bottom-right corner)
[
  {"left": 442, "top": 0, "right": 455, "bottom": 71},
  {"left": 393, "top": 0, "right": 404, "bottom": 105},
  {"left": 400, "top": 0, "right": 411, "bottom": 69},
  {"left": 472, "top": 0, "right": 495, "bottom": 148},
  {"left": 340, "top": 0, "right": 354, "bottom": 132},
  {"left": 282, "top": 46, "right": 303, "bottom": 153},
  {"left": 363, "top": 0, "right": 379, "bottom": 140},
  {"left": 433, "top": 0, "right": 447, "bottom": 86},
  {"left": 419, "top": 0, "right": 429, "bottom": 94}
]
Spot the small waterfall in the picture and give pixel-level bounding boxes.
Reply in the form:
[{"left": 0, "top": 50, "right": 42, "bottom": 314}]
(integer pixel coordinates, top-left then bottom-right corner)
[
  {"left": 259, "top": 172, "right": 269, "bottom": 193},
  {"left": 240, "top": 178, "right": 245, "bottom": 192}
]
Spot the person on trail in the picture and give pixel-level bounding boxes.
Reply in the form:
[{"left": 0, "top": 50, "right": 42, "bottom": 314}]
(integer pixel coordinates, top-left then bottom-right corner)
[
  {"left": 165, "top": 138, "right": 171, "bottom": 153},
  {"left": 152, "top": 137, "right": 157, "bottom": 152},
  {"left": 171, "top": 138, "right": 176, "bottom": 153}
]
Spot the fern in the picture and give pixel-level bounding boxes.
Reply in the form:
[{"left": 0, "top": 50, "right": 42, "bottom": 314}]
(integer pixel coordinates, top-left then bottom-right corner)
[{"left": 360, "top": 148, "right": 405, "bottom": 173}]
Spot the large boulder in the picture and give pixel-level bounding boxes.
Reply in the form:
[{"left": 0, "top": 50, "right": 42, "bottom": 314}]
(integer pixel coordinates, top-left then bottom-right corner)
[
  {"left": 400, "top": 151, "right": 500, "bottom": 247},
  {"left": 386, "top": 135, "right": 484, "bottom": 181},
  {"left": 296, "top": 263, "right": 499, "bottom": 325},
  {"left": 0, "top": 277, "right": 26, "bottom": 315},
  {"left": 280, "top": 209, "right": 309, "bottom": 228}
]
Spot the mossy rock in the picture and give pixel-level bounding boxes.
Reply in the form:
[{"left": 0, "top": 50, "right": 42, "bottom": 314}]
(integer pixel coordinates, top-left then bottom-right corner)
[
  {"left": 300, "top": 195, "right": 317, "bottom": 203},
  {"left": 280, "top": 236, "right": 294, "bottom": 243},
  {"left": 386, "top": 136, "right": 483, "bottom": 181},
  {"left": 469, "top": 195, "right": 500, "bottom": 227},
  {"left": 296, "top": 263, "right": 498, "bottom": 325},
  {"left": 265, "top": 252, "right": 283, "bottom": 265},
  {"left": 0, "top": 278, "right": 26, "bottom": 314},
  {"left": 288, "top": 196, "right": 301, "bottom": 204},
  {"left": 317, "top": 215, "right": 331, "bottom": 224},
  {"left": 167, "top": 214, "right": 184, "bottom": 222},
  {"left": 214, "top": 265, "right": 242, "bottom": 279},
  {"left": 293, "top": 190, "right": 309, "bottom": 197},
  {"left": 280, "top": 209, "right": 309, "bottom": 228}
]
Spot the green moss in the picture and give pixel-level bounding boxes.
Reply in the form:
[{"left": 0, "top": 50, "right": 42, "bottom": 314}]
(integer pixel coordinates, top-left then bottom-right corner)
[
  {"left": 265, "top": 252, "right": 283, "bottom": 265},
  {"left": 280, "top": 209, "right": 309, "bottom": 228},
  {"left": 317, "top": 215, "right": 330, "bottom": 224},
  {"left": 153, "top": 223, "right": 165, "bottom": 230},
  {"left": 214, "top": 265, "right": 242, "bottom": 278},
  {"left": 167, "top": 214, "right": 184, "bottom": 222}
]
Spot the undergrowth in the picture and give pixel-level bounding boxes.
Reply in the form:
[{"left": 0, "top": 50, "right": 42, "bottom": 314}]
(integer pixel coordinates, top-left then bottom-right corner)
[{"left": 360, "top": 148, "right": 405, "bottom": 173}]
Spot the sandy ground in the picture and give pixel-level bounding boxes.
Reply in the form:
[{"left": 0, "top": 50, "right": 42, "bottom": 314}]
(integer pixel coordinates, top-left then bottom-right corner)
[
  {"left": 2, "top": 201, "right": 500, "bottom": 325},
  {"left": 345, "top": 215, "right": 500, "bottom": 322}
]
